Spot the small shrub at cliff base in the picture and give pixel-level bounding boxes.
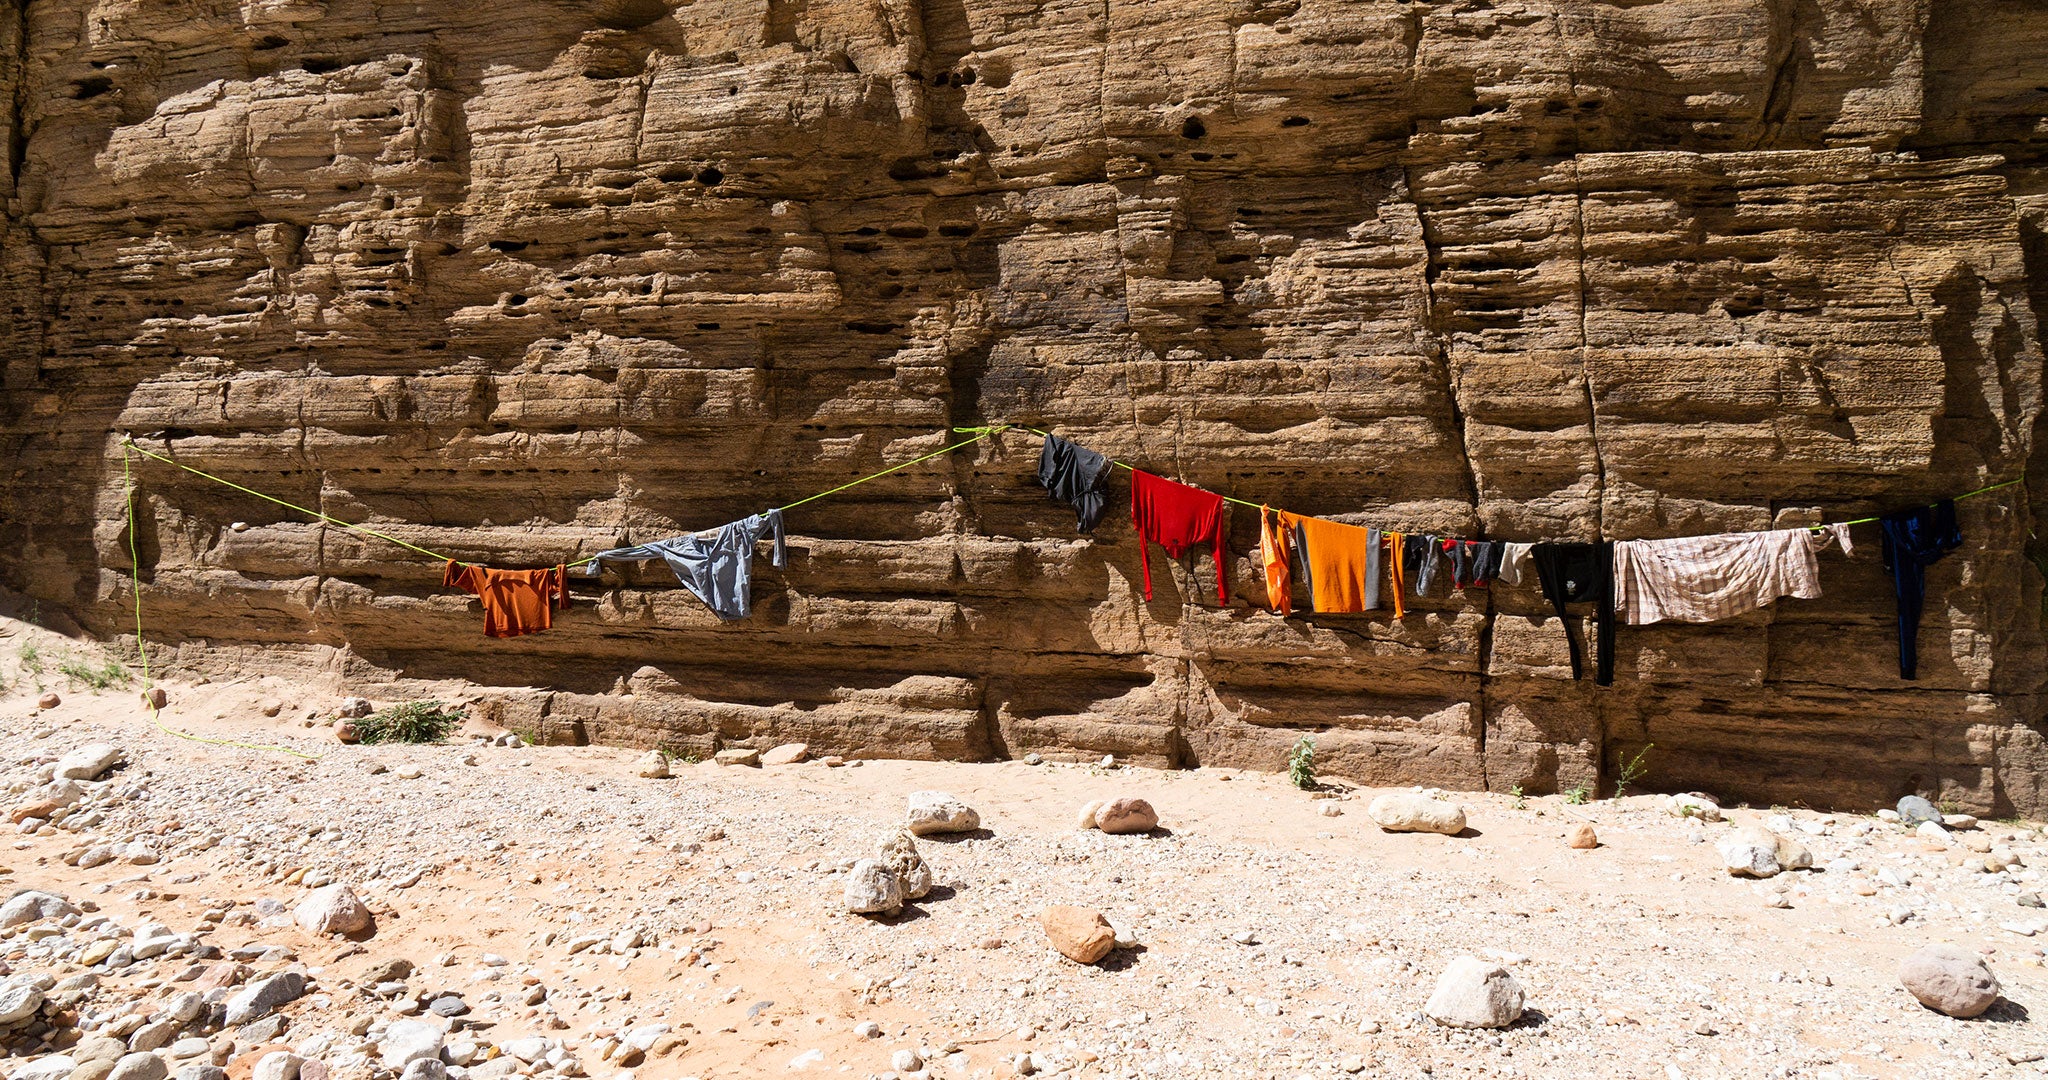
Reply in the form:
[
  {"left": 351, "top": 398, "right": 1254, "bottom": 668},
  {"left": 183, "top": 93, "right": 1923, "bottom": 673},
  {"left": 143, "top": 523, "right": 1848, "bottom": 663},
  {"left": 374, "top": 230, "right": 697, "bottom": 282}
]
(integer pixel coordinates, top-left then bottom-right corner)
[
  {"left": 1613, "top": 743, "right": 1653, "bottom": 798},
  {"left": 356, "top": 700, "right": 463, "bottom": 745},
  {"left": 58, "top": 657, "right": 128, "bottom": 691},
  {"left": 1288, "top": 736, "right": 1316, "bottom": 790}
]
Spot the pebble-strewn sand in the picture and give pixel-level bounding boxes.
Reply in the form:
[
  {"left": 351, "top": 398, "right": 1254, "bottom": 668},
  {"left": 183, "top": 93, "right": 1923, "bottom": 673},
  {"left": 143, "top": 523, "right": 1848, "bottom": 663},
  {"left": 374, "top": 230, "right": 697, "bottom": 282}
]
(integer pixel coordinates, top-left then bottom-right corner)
[{"left": 1, "top": 618, "right": 2045, "bottom": 1080}]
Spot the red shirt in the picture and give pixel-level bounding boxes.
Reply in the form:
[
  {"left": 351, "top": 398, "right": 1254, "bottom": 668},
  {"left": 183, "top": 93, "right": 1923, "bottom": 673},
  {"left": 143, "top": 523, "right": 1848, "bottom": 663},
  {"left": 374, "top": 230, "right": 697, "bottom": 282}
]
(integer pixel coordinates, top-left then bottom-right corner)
[
  {"left": 1130, "top": 470, "right": 1229, "bottom": 603},
  {"left": 445, "top": 561, "right": 568, "bottom": 638}
]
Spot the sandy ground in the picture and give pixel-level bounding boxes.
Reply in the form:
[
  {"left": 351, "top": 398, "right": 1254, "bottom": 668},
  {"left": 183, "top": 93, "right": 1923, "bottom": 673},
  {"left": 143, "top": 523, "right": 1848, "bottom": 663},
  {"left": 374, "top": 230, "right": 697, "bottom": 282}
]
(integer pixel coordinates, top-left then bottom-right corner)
[{"left": 1, "top": 615, "right": 2046, "bottom": 1080}]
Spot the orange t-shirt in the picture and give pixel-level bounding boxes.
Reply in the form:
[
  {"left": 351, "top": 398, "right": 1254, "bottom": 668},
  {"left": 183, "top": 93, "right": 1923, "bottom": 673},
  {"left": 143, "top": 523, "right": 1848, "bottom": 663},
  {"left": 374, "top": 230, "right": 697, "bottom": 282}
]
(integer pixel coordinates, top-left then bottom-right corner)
[
  {"left": 1381, "top": 531, "right": 1405, "bottom": 619},
  {"left": 1259, "top": 506, "right": 1293, "bottom": 616},
  {"left": 1276, "top": 512, "right": 1377, "bottom": 614},
  {"left": 444, "top": 561, "right": 567, "bottom": 638}
]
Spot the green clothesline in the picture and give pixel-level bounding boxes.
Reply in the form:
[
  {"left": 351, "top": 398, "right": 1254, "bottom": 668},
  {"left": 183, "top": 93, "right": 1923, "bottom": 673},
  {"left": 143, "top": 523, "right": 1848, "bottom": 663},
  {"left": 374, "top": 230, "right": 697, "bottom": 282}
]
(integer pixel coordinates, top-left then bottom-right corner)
[
  {"left": 120, "top": 425, "right": 1009, "bottom": 569},
  {"left": 109, "top": 422, "right": 2026, "bottom": 765},
  {"left": 121, "top": 445, "right": 321, "bottom": 760},
  {"left": 953, "top": 422, "right": 1267, "bottom": 510},
  {"left": 124, "top": 440, "right": 467, "bottom": 564},
  {"left": 955, "top": 423, "right": 2028, "bottom": 532},
  {"left": 1835, "top": 478, "right": 2025, "bottom": 526},
  {"left": 119, "top": 426, "right": 2026, "bottom": 575},
  {"left": 775, "top": 425, "right": 1008, "bottom": 513}
]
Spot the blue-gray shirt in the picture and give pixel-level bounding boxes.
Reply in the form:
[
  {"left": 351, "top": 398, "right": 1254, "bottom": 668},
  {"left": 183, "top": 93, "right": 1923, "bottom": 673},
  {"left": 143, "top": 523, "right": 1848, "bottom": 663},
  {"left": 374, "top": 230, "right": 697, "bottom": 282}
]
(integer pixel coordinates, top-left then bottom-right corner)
[{"left": 585, "top": 510, "right": 786, "bottom": 620}]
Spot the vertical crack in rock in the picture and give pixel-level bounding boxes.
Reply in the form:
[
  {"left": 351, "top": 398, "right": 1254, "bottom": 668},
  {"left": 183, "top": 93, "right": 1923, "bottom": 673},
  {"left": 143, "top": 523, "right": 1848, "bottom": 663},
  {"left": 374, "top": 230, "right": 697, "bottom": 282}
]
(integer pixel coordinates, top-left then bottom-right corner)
[
  {"left": 1753, "top": 0, "right": 1811, "bottom": 150},
  {"left": 1566, "top": 158, "right": 1604, "bottom": 534},
  {"left": 1408, "top": 167, "right": 1491, "bottom": 769},
  {"left": 1566, "top": 157, "right": 1611, "bottom": 793},
  {"left": 5, "top": 0, "right": 24, "bottom": 196},
  {"left": 2016, "top": 215, "right": 2048, "bottom": 584}
]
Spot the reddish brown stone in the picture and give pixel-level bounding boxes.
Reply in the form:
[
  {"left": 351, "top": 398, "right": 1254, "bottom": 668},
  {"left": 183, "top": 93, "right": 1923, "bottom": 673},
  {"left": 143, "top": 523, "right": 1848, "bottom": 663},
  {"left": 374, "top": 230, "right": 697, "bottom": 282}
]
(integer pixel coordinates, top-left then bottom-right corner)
[{"left": 1040, "top": 906, "right": 1115, "bottom": 965}]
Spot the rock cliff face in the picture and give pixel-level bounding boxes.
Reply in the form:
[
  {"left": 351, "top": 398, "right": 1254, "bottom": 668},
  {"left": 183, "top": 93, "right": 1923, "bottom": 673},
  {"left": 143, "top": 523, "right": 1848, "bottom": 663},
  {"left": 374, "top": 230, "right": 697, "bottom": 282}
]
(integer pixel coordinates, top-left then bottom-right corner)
[{"left": 3, "top": 0, "right": 2047, "bottom": 812}]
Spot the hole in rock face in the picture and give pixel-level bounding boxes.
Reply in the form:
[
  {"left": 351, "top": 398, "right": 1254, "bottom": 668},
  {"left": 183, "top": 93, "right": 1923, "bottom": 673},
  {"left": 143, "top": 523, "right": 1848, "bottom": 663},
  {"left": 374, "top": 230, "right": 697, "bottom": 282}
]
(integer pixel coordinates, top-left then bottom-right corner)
[
  {"left": 253, "top": 35, "right": 289, "bottom": 50},
  {"left": 301, "top": 57, "right": 342, "bottom": 74},
  {"left": 1280, "top": 115, "right": 1310, "bottom": 127},
  {"left": 695, "top": 166, "right": 723, "bottom": 186},
  {"left": 1724, "top": 297, "right": 1765, "bottom": 318},
  {"left": 955, "top": 68, "right": 975, "bottom": 85},
  {"left": 1180, "top": 116, "right": 1207, "bottom": 139},
  {"left": 696, "top": 322, "right": 720, "bottom": 330},
  {"left": 592, "top": 0, "right": 669, "bottom": 30},
  {"left": 888, "top": 158, "right": 936, "bottom": 181},
  {"left": 938, "top": 224, "right": 977, "bottom": 237},
  {"left": 73, "top": 77, "right": 113, "bottom": 100},
  {"left": 489, "top": 240, "right": 530, "bottom": 253}
]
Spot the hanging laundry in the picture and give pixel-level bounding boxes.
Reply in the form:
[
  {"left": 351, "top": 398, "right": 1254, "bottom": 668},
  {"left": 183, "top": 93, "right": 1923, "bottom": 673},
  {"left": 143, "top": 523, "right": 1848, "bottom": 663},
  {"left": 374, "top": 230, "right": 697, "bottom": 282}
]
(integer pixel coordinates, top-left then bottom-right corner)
[
  {"left": 444, "top": 561, "right": 569, "bottom": 639},
  {"left": 1879, "top": 499, "right": 1961, "bottom": 680},
  {"left": 1291, "top": 519, "right": 1315, "bottom": 602},
  {"left": 1380, "top": 531, "right": 1406, "bottom": 618},
  {"left": 1611, "top": 527, "right": 1851, "bottom": 627},
  {"left": 1478, "top": 542, "right": 1506, "bottom": 586},
  {"left": 1130, "top": 470, "right": 1229, "bottom": 603},
  {"left": 584, "top": 509, "right": 787, "bottom": 621},
  {"left": 1823, "top": 522, "right": 1854, "bottom": 558},
  {"left": 1037, "top": 433, "right": 1113, "bottom": 533},
  {"left": 1363, "top": 526, "right": 1387, "bottom": 611},
  {"left": 1532, "top": 542, "right": 1614, "bottom": 685},
  {"left": 1258, "top": 506, "right": 1293, "bottom": 616},
  {"left": 1498, "top": 542, "right": 1534, "bottom": 586},
  {"left": 1445, "top": 540, "right": 1505, "bottom": 590},
  {"left": 1276, "top": 512, "right": 1377, "bottom": 613},
  {"left": 1405, "top": 534, "right": 1443, "bottom": 595}
]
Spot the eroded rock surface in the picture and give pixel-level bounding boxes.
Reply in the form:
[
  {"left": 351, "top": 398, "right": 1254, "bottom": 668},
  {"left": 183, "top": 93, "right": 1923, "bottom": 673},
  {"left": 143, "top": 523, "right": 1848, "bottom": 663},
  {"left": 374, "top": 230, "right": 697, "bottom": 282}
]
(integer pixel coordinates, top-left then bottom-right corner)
[{"left": 1, "top": 0, "right": 2046, "bottom": 812}]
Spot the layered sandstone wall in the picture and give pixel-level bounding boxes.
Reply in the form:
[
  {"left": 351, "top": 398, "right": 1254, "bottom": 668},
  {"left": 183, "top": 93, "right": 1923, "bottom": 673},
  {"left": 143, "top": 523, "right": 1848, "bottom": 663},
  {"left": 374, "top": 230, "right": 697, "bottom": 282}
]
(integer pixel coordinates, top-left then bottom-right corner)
[{"left": 3, "top": 0, "right": 2047, "bottom": 812}]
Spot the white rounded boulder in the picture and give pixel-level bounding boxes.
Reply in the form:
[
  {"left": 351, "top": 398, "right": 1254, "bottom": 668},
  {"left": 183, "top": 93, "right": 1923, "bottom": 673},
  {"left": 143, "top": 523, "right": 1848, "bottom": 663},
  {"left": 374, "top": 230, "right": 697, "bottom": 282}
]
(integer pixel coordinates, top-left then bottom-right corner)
[
  {"left": 906, "top": 791, "right": 980, "bottom": 836},
  {"left": 1368, "top": 792, "right": 1466, "bottom": 835},
  {"left": 843, "top": 859, "right": 905, "bottom": 916},
  {"left": 1900, "top": 945, "right": 2001, "bottom": 1018},
  {"left": 294, "top": 883, "right": 372, "bottom": 935},
  {"left": 1092, "top": 797, "right": 1158, "bottom": 834},
  {"left": 1425, "top": 956, "right": 1525, "bottom": 1029}
]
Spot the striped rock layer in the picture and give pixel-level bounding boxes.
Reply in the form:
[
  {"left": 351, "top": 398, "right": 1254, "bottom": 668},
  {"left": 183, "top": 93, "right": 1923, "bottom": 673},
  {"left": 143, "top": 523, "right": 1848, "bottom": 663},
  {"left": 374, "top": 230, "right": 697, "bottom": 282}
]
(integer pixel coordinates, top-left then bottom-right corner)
[{"left": 2, "top": 0, "right": 2047, "bottom": 812}]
